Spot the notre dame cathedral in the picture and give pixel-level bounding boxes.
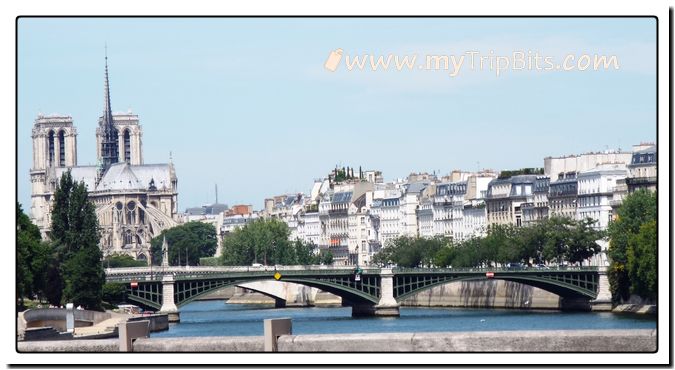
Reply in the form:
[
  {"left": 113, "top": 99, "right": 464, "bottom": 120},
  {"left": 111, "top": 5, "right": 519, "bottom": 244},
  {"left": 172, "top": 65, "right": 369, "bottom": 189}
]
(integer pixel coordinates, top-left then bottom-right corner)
[{"left": 29, "top": 55, "right": 178, "bottom": 263}]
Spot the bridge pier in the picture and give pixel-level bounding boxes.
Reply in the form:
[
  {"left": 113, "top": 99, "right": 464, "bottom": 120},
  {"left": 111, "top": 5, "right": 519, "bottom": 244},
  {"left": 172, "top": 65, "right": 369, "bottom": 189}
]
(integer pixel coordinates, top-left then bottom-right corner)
[
  {"left": 159, "top": 275, "right": 180, "bottom": 323},
  {"left": 351, "top": 268, "right": 400, "bottom": 317},
  {"left": 590, "top": 268, "right": 612, "bottom": 311}
]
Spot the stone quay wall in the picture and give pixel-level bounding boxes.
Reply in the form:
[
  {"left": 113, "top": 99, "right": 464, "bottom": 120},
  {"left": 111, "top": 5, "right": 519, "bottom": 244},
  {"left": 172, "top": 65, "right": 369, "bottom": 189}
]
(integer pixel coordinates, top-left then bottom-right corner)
[
  {"left": 401, "top": 280, "right": 562, "bottom": 309},
  {"left": 220, "top": 280, "right": 562, "bottom": 309},
  {"left": 22, "top": 309, "right": 112, "bottom": 332},
  {"left": 17, "top": 329, "right": 656, "bottom": 352}
]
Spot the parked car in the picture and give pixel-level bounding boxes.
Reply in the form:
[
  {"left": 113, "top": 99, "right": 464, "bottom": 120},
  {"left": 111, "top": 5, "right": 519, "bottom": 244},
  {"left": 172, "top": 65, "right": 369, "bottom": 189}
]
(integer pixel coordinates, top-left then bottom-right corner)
[{"left": 535, "top": 264, "right": 549, "bottom": 270}]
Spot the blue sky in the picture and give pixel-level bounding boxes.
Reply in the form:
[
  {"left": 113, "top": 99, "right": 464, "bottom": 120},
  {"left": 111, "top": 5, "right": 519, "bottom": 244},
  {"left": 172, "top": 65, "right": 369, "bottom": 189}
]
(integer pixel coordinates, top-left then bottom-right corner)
[{"left": 17, "top": 17, "right": 656, "bottom": 212}]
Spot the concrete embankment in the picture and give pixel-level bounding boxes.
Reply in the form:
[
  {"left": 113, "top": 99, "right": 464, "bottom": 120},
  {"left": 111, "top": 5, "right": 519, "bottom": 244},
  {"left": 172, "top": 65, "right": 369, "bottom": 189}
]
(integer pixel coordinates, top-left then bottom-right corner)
[
  {"left": 613, "top": 304, "right": 657, "bottom": 315},
  {"left": 401, "top": 280, "right": 561, "bottom": 309},
  {"left": 223, "top": 280, "right": 565, "bottom": 310},
  {"left": 17, "top": 329, "right": 656, "bottom": 352},
  {"left": 194, "top": 286, "right": 236, "bottom": 301},
  {"left": 19, "top": 309, "right": 169, "bottom": 341}
]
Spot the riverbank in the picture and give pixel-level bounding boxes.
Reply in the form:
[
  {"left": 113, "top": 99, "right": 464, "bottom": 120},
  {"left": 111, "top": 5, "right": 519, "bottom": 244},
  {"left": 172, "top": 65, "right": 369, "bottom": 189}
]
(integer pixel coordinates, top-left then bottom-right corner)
[
  {"left": 18, "top": 309, "right": 169, "bottom": 341},
  {"left": 613, "top": 304, "right": 657, "bottom": 315},
  {"left": 196, "top": 281, "right": 657, "bottom": 313},
  {"left": 17, "top": 328, "right": 656, "bottom": 352}
]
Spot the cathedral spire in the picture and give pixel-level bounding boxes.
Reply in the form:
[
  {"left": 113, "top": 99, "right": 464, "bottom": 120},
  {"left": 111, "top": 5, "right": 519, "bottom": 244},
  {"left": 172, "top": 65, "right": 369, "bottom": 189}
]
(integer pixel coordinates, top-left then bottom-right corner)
[
  {"left": 103, "top": 44, "right": 114, "bottom": 130},
  {"left": 98, "top": 44, "right": 119, "bottom": 180}
]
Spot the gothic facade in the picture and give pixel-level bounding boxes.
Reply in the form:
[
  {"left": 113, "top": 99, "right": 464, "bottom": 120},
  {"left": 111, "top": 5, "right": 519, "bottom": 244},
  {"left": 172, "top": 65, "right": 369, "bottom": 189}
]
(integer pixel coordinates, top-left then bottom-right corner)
[{"left": 30, "top": 56, "right": 178, "bottom": 263}]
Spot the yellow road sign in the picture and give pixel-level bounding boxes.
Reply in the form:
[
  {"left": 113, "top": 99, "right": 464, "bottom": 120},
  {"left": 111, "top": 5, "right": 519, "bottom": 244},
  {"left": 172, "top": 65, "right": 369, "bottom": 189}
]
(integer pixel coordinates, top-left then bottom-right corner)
[{"left": 274, "top": 272, "right": 282, "bottom": 280}]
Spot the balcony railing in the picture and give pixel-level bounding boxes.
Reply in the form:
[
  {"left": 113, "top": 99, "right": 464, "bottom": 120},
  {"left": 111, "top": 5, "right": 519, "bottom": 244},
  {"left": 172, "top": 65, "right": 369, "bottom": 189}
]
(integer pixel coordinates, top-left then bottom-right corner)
[{"left": 626, "top": 176, "right": 657, "bottom": 185}]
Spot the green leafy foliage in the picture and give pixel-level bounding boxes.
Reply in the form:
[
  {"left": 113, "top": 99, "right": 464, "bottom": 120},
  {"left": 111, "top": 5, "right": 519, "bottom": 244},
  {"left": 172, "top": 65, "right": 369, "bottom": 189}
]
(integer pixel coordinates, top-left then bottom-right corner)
[
  {"left": 375, "top": 216, "right": 604, "bottom": 270},
  {"left": 497, "top": 168, "right": 544, "bottom": 179},
  {"left": 372, "top": 236, "right": 449, "bottom": 268},
  {"left": 626, "top": 220, "right": 657, "bottom": 300},
  {"left": 199, "top": 257, "right": 221, "bottom": 266},
  {"left": 49, "top": 171, "right": 105, "bottom": 310},
  {"left": 220, "top": 218, "right": 325, "bottom": 265},
  {"left": 102, "top": 282, "right": 127, "bottom": 304},
  {"left": 150, "top": 222, "right": 218, "bottom": 266},
  {"left": 608, "top": 189, "right": 656, "bottom": 264},
  {"left": 17, "top": 202, "right": 42, "bottom": 309},
  {"left": 103, "top": 253, "right": 148, "bottom": 268},
  {"left": 607, "top": 189, "right": 657, "bottom": 302}
]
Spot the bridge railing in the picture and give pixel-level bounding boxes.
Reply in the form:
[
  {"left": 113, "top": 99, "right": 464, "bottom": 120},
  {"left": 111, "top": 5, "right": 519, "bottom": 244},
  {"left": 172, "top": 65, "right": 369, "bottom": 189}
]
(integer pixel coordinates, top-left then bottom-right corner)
[
  {"left": 105, "top": 265, "right": 382, "bottom": 280},
  {"left": 393, "top": 266, "right": 601, "bottom": 274},
  {"left": 105, "top": 265, "right": 603, "bottom": 281}
]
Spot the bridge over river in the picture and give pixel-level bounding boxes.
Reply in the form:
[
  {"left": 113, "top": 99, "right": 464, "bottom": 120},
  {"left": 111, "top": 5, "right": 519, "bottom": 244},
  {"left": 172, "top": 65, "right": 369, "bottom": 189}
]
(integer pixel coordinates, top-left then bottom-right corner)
[{"left": 105, "top": 265, "right": 611, "bottom": 322}]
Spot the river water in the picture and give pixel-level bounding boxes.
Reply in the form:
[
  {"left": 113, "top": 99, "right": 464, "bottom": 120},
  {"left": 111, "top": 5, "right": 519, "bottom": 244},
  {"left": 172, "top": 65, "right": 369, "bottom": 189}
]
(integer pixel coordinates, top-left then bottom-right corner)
[{"left": 150, "top": 300, "right": 656, "bottom": 338}]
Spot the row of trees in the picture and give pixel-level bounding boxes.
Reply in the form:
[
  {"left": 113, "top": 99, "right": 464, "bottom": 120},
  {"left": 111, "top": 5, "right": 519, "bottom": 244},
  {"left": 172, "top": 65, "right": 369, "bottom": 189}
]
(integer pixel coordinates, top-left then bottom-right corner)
[
  {"left": 149, "top": 221, "right": 218, "bottom": 266},
  {"left": 16, "top": 172, "right": 106, "bottom": 311},
  {"left": 372, "top": 216, "right": 604, "bottom": 269},
  {"left": 220, "top": 218, "right": 332, "bottom": 266},
  {"left": 607, "top": 189, "right": 657, "bottom": 302},
  {"left": 17, "top": 203, "right": 53, "bottom": 309}
]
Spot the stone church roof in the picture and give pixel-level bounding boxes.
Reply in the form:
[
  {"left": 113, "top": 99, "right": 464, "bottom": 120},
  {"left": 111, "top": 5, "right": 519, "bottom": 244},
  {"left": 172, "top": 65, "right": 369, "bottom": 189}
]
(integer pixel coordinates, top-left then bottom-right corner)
[{"left": 54, "top": 162, "right": 175, "bottom": 192}]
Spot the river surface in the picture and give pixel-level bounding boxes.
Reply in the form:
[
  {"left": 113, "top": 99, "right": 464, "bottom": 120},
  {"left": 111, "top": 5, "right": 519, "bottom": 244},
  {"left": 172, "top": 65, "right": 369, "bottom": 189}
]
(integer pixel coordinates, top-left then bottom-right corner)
[{"left": 150, "top": 300, "right": 656, "bottom": 338}]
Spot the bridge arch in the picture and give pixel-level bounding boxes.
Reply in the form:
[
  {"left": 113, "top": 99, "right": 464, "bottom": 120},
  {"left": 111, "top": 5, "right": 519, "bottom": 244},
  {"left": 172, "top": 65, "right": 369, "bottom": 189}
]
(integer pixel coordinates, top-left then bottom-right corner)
[
  {"left": 392, "top": 271, "right": 599, "bottom": 303},
  {"left": 122, "top": 273, "right": 381, "bottom": 311}
]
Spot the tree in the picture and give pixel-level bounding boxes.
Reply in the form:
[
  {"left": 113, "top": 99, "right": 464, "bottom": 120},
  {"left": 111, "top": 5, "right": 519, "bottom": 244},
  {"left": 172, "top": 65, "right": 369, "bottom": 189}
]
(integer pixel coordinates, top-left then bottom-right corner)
[
  {"left": 17, "top": 203, "right": 39, "bottom": 309},
  {"left": 150, "top": 222, "right": 218, "bottom": 266},
  {"left": 220, "top": 218, "right": 295, "bottom": 266},
  {"left": 608, "top": 190, "right": 657, "bottom": 263},
  {"left": 102, "top": 282, "right": 127, "bottom": 305},
  {"left": 566, "top": 218, "right": 603, "bottom": 265},
  {"left": 291, "top": 239, "right": 317, "bottom": 265},
  {"left": 433, "top": 243, "right": 457, "bottom": 268},
  {"left": 626, "top": 220, "right": 657, "bottom": 300},
  {"left": 318, "top": 250, "right": 333, "bottom": 265},
  {"left": 50, "top": 171, "right": 105, "bottom": 310},
  {"left": 542, "top": 216, "right": 575, "bottom": 265},
  {"left": 103, "top": 253, "right": 148, "bottom": 268},
  {"left": 518, "top": 221, "right": 547, "bottom": 264},
  {"left": 17, "top": 202, "right": 59, "bottom": 309},
  {"left": 489, "top": 224, "right": 520, "bottom": 265},
  {"left": 371, "top": 236, "right": 449, "bottom": 268},
  {"left": 29, "top": 241, "right": 54, "bottom": 303},
  {"left": 607, "top": 189, "right": 657, "bottom": 302}
]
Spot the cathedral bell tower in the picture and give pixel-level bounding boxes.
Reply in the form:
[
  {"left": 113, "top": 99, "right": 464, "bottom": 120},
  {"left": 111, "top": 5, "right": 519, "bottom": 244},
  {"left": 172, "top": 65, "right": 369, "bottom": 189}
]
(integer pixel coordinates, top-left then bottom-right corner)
[{"left": 30, "top": 114, "right": 78, "bottom": 234}]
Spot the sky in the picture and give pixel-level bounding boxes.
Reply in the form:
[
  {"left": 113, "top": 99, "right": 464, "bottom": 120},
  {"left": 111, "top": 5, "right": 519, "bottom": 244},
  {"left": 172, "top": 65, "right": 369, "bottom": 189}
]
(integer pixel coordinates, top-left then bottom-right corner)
[{"left": 17, "top": 17, "right": 656, "bottom": 212}]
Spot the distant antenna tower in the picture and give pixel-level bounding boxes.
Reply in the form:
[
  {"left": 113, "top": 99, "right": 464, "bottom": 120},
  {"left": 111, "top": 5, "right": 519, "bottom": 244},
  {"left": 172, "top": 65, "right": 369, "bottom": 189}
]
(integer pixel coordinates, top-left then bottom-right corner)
[{"left": 215, "top": 184, "right": 218, "bottom": 204}]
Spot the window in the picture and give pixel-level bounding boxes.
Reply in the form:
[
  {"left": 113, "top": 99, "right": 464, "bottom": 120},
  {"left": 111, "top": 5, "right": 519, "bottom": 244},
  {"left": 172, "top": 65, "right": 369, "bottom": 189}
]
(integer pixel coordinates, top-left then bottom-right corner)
[
  {"left": 123, "top": 230, "right": 133, "bottom": 246},
  {"left": 127, "top": 201, "right": 136, "bottom": 224},
  {"left": 124, "top": 129, "right": 131, "bottom": 163},
  {"left": 48, "top": 130, "right": 55, "bottom": 166},
  {"left": 58, "top": 130, "right": 65, "bottom": 167}
]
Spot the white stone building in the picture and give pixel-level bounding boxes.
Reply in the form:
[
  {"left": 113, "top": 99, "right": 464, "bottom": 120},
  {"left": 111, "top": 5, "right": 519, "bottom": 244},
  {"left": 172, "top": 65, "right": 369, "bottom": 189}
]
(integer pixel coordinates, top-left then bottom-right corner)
[
  {"left": 416, "top": 198, "right": 434, "bottom": 238},
  {"left": 399, "top": 182, "right": 429, "bottom": 237},
  {"left": 431, "top": 173, "right": 492, "bottom": 240},
  {"left": 370, "top": 187, "right": 402, "bottom": 248},
  {"left": 576, "top": 163, "right": 628, "bottom": 231},
  {"left": 544, "top": 150, "right": 632, "bottom": 178},
  {"left": 485, "top": 175, "right": 538, "bottom": 227},
  {"left": 297, "top": 210, "right": 321, "bottom": 246},
  {"left": 626, "top": 144, "right": 657, "bottom": 193}
]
